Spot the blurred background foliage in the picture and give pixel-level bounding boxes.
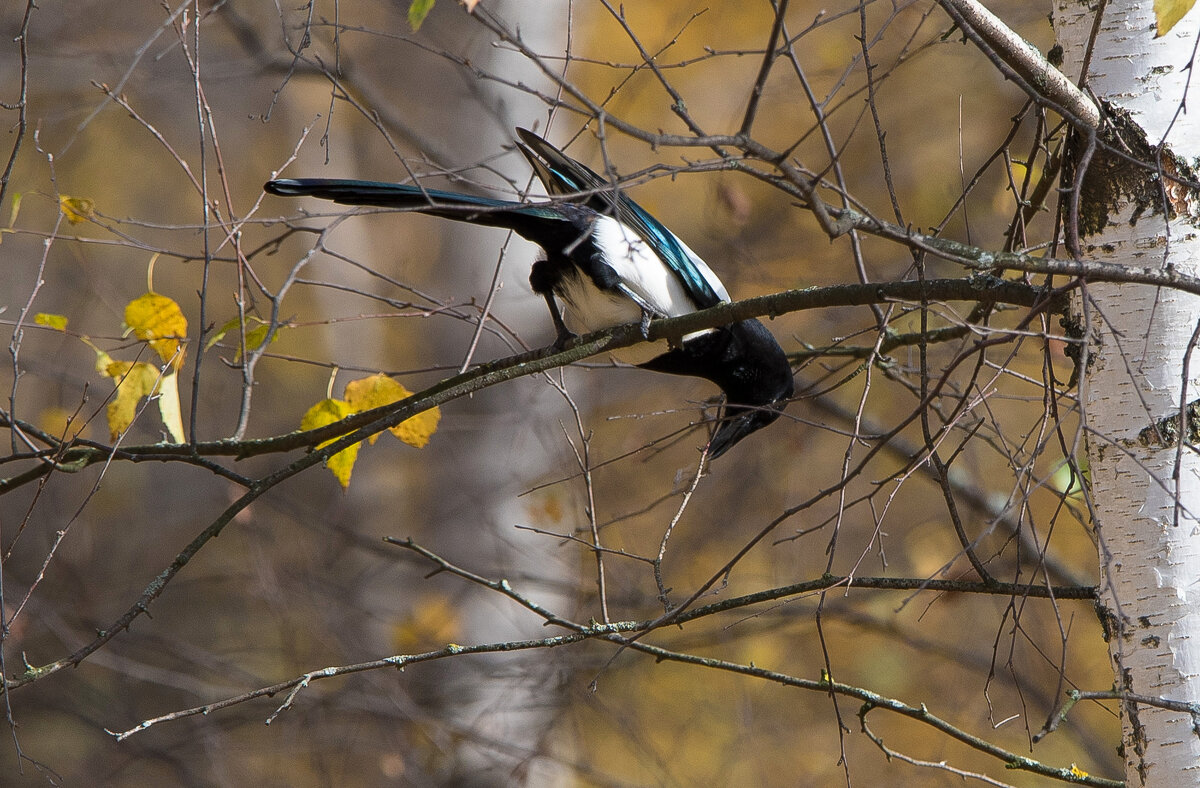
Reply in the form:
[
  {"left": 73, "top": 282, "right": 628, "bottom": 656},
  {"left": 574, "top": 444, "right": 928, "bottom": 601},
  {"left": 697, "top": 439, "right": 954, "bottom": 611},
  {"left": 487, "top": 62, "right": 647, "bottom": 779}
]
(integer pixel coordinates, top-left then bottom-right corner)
[{"left": 0, "top": 1, "right": 1113, "bottom": 785}]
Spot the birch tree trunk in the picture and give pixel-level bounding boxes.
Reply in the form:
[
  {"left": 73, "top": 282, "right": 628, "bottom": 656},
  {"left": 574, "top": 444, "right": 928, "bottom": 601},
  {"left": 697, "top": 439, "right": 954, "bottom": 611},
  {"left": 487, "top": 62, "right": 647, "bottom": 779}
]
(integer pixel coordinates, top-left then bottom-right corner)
[{"left": 1054, "top": 2, "right": 1200, "bottom": 783}]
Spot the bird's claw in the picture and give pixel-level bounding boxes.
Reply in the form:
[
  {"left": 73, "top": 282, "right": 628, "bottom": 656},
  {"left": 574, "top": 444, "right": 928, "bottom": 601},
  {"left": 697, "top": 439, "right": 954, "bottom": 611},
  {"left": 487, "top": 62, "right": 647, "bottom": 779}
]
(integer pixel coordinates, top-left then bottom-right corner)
[
  {"left": 638, "top": 310, "right": 654, "bottom": 340},
  {"left": 551, "top": 328, "right": 578, "bottom": 351}
]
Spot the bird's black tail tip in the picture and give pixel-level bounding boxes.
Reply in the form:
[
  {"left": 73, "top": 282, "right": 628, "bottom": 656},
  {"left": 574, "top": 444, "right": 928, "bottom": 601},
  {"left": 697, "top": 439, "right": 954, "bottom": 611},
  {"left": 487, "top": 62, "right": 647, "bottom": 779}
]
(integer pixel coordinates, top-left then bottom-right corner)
[{"left": 264, "top": 179, "right": 301, "bottom": 196}]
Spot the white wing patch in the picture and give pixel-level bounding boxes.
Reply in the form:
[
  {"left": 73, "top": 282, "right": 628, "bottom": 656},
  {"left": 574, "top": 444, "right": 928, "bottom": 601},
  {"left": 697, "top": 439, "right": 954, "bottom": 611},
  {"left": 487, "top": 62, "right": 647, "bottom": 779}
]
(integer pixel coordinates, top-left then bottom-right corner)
[
  {"left": 552, "top": 216, "right": 726, "bottom": 360},
  {"left": 594, "top": 215, "right": 728, "bottom": 310}
]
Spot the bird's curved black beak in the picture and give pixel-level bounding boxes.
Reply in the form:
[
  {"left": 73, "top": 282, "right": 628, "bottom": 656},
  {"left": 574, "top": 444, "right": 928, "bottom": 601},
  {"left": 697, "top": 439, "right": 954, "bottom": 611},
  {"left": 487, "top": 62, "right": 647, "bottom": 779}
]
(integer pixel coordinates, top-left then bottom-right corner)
[{"left": 706, "top": 400, "right": 787, "bottom": 460}]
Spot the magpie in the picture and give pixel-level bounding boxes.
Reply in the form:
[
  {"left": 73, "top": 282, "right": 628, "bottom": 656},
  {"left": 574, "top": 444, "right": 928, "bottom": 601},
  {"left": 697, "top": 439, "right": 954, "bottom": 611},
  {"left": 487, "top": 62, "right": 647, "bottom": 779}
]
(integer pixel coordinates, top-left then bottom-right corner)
[{"left": 264, "top": 129, "right": 793, "bottom": 458}]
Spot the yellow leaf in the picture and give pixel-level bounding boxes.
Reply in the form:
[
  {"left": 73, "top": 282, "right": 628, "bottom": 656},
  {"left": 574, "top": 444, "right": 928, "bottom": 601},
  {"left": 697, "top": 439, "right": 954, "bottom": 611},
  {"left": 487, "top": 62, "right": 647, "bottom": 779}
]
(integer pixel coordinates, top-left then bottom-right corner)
[
  {"left": 343, "top": 373, "right": 439, "bottom": 448},
  {"left": 59, "top": 195, "right": 96, "bottom": 224},
  {"left": 301, "top": 398, "right": 360, "bottom": 488},
  {"left": 345, "top": 373, "right": 407, "bottom": 411},
  {"left": 34, "top": 313, "right": 69, "bottom": 331},
  {"left": 1069, "top": 764, "right": 1089, "bottom": 778},
  {"left": 301, "top": 397, "right": 353, "bottom": 433},
  {"left": 125, "top": 292, "right": 188, "bottom": 370},
  {"left": 345, "top": 374, "right": 410, "bottom": 445},
  {"left": 393, "top": 404, "right": 440, "bottom": 448},
  {"left": 1156, "top": 0, "right": 1197, "bottom": 35},
  {"left": 103, "top": 360, "right": 160, "bottom": 439}
]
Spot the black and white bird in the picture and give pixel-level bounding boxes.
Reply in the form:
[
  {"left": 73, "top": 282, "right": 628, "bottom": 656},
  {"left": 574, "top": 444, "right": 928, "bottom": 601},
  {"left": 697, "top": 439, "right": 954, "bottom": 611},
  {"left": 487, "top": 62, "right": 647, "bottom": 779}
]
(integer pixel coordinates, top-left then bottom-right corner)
[{"left": 264, "top": 129, "right": 793, "bottom": 458}]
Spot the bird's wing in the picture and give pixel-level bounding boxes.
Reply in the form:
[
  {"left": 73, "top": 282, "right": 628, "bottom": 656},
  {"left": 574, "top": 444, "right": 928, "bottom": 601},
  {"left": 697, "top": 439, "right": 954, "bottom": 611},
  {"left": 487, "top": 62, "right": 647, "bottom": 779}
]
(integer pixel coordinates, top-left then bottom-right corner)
[{"left": 515, "top": 129, "right": 728, "bottom": 309}]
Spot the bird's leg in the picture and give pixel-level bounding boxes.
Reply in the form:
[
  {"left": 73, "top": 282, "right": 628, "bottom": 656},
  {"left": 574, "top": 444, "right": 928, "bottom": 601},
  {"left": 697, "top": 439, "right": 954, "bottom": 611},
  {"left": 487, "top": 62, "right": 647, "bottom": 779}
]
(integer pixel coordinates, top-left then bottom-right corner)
[
  {"left": 543, "top": 293, "right": 576, "bottom": 349},
  {"left": 614, "top": 283, "right": 663, "bottom": 339}
]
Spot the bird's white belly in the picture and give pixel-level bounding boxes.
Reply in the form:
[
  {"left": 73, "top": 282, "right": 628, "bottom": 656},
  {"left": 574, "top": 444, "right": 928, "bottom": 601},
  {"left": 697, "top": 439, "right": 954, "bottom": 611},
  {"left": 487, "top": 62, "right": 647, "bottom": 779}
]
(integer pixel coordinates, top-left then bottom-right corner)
[
  {"left": 557, "top": 271, "right": 642, "bottom": 332},
  {"left": 556, "top": 273, "right": 712, "bottom": 366},
  {"left": 554, "top": 271, "right": 667, "bottom": 364}
]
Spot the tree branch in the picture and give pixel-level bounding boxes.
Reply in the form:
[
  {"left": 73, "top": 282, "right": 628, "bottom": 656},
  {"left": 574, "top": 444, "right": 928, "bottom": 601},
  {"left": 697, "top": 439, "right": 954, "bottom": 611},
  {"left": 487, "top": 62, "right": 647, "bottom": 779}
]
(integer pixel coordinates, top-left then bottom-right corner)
[{"left": 936, "top": 0, "right": 1101, "bottom": 129}]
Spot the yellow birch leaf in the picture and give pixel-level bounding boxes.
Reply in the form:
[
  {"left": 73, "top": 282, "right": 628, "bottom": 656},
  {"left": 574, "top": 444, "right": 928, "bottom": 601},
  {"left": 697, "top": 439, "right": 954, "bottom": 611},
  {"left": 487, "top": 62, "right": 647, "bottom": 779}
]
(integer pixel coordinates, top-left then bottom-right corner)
[
  {"left": 125, "top": 292, "right": 188, "bottom": 370},
  {"left": 345, "top": 373, "right": 407, "bottom": 411},
  {"left": 103, "top": 360, "right": 160, "bottom": 439},
  {"left": 301, "top": 398, "right": 359, "bottom": 488},
  {"left": 343, "top": 373, "right": 440, "bottom": 448},
  {"left": 393, "top": 404, "right": 440, "bottom": 448},
  {"left": 345, "top": 374, "right": 409, "bottom": 445},
  {"left": 156, "top": 372, "right": 186, "bottom": 443},
  {"left": 34, "top": 313, "right": 69, "bottom": 331},
  {"left": 1156, "top": 0, "right": 1197, "bottom": 35},
  {"left": 59, "top": 195, "right": 96, "bottom": 224}
]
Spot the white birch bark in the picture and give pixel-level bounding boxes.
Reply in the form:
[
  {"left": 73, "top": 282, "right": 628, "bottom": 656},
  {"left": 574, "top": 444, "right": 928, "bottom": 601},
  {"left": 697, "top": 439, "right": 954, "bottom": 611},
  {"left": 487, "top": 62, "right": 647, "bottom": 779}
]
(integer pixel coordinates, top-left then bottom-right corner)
[
  {"left": 411, "top": 6, "right": 574, "bottom": 786},
  {"left": 1053, "top": 1, "right": 1200, "bottom": 783}
]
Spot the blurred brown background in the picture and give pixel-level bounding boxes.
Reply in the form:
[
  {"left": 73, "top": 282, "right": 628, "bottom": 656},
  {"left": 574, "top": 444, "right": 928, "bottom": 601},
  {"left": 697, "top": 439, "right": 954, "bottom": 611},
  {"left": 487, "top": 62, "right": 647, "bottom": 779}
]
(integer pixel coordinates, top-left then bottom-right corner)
[{"left": 0, "top": 1, "right": 1113, "bottom": 785}]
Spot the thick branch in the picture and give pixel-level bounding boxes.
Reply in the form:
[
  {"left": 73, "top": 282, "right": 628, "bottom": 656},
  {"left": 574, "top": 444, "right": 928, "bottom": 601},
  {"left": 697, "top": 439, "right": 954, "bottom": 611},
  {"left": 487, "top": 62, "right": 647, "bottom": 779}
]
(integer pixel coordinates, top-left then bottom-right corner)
[{"left": 937, "top": 0, "right": 1101, "bottom": 128}]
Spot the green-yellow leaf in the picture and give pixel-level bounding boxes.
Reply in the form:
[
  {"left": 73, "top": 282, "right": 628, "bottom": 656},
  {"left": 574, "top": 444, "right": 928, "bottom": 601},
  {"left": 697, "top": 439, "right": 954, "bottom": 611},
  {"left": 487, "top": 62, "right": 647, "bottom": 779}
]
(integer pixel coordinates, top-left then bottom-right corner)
[
  {"left": 301, "top": 398, "right": 360, "bottom": 488},
  {"left": 59, "top": 195, "right": 96, "bottom": 224},
  {"left": 0, "top": 192, "right": 20, "bottom": 244},
  {"left": 102, "top": 360, "right": 160, "bottom": 439},
  {"left": 1051, "top": 457, "right": 1088, "bottom": 498},
  {"left": 408, "top": 0, "right": 435, "bottom": 30},
  {"left": 205, "top": 315, "right": 278, "bottom": 359},
  {"left": 205, "top": 316, "right": 241, "bottom": 351},
  {"left": 125, "top": 292, "right": 188, "bottom": 370},
  {"left": 1156, "top": 0, "right": 1197, "bottom": 35},
  {"left": 240, "top": 324, "right": 272, "bottom": 361},
  {"left": 34, "top": 313, "right": 69, "bottom": 331}
]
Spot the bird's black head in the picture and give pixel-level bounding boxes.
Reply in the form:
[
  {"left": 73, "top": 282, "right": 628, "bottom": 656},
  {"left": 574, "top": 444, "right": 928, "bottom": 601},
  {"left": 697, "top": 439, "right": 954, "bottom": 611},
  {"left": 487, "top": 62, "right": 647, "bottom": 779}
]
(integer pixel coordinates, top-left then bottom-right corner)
[{"left": 640, "top": 318, "right": 793, "bottom": 459}]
